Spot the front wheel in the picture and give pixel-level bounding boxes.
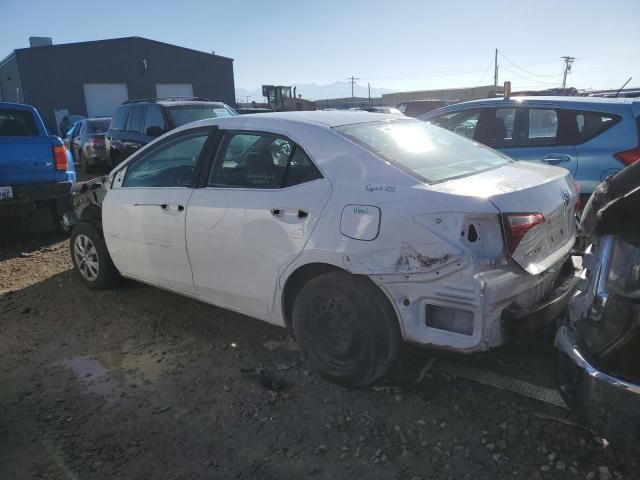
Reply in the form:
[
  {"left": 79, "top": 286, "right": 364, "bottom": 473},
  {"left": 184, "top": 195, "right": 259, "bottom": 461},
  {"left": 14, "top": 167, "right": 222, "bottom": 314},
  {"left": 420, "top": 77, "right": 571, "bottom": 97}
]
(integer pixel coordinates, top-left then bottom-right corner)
[
  {"left": 70, "top": 223, "right": 120, "bottom": 289},
  {"left": 292, "top": 271, "right": 401, "bottom": 387}
]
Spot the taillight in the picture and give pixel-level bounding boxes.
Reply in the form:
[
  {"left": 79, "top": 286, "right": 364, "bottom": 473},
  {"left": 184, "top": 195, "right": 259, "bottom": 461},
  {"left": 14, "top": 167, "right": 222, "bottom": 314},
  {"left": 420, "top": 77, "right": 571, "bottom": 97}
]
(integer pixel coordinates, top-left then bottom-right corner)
[
  {"left": 90, "top": 137, "right": 105, "bottom": 146},
  {"left": 614, "top": 146, "right": 640, "bottom": 166},
  {"left": 53, "top": 145, "right": 68, "bottom": 171},
  {"left": 574, "top": 180, "right": 582, "bottom": 212},
  {"left": 500, "top": 213, "right": 545, "bottom": 255}
]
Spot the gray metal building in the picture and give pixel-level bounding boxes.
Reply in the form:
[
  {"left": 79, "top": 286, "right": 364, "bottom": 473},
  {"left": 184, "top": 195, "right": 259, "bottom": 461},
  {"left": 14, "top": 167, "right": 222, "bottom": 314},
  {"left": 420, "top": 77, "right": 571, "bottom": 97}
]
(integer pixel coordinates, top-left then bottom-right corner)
[{"left": 0, "top": 37, "right": 235, "bottom": 135}]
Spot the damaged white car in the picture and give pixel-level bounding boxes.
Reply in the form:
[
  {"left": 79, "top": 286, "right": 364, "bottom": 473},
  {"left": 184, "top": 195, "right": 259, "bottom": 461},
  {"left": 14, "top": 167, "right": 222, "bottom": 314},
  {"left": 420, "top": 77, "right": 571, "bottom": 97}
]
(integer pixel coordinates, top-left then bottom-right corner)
[{"left": 69, "top": 111, "right": 579, "bottom": 386}]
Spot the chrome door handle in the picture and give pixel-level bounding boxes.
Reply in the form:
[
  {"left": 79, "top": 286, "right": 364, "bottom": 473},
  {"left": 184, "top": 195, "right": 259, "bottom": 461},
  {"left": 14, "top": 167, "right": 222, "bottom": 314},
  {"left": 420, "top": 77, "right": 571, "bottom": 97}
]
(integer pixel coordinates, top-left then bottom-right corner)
[{"left": 542, "top": 154, "right": 571, "bottom": 164}]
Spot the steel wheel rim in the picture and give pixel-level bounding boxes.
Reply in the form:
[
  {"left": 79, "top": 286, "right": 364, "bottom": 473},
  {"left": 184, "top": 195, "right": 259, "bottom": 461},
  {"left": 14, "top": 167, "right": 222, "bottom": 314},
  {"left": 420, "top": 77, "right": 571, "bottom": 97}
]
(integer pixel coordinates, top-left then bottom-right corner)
[{"left": 74, "top": 234, "right": 99, "bottom": 281}]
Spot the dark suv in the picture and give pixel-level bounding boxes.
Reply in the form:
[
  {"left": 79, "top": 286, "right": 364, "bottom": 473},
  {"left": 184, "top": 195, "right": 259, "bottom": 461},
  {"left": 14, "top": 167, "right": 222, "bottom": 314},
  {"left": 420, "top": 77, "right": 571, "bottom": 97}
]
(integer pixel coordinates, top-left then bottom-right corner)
[{"left": 105, "top": 97, "right": 236, "bottom": 167}]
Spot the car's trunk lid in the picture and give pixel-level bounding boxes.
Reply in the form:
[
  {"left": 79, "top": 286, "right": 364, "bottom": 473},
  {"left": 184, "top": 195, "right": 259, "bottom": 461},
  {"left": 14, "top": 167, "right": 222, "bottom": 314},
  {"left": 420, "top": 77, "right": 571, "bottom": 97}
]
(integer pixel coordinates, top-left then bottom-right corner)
[{"left": 428, "top": 161, "right": 578, "bottom": 274}]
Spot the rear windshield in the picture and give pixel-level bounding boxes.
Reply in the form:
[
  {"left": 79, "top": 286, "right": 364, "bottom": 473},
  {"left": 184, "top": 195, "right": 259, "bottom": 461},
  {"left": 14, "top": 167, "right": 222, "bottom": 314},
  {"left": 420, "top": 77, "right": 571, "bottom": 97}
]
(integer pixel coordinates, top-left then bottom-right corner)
[
  {"left": 168, "top": 104, "right": 235, "bottom": 127},
  {"left": 0, "top": 108, "right": 39, "bottom": 136},
  {"left": 88, "top": 118, "right": 110, "bottom": 133},
  {"left": 335, "top": 119, "right": 511, "bottom": 183}
]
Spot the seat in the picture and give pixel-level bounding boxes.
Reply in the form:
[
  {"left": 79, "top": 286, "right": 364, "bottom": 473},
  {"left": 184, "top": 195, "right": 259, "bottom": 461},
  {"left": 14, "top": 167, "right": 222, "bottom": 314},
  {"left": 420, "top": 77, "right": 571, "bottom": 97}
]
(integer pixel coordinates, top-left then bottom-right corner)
[
  {"left": 475, "top": 116, "right": 508, "bottom": 146},
  {"left": 245, "top": 151, "right": 279, "bottom": 187}
]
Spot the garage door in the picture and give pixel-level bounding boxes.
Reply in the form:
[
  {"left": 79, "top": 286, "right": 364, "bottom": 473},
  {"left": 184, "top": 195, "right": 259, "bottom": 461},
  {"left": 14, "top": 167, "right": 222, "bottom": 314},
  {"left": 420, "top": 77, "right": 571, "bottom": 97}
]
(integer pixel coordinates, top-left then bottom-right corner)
[
  {"left": 156, "top": 83, "right": 194, "bottom": 98},
  {"left": 84, "top": 83, "right": 129, "bottom": 118}
]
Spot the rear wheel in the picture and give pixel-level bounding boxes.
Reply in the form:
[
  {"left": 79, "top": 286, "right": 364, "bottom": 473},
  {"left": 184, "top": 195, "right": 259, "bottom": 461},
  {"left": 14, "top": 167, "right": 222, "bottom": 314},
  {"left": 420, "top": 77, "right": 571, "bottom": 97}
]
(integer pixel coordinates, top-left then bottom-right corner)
[
  {"left": 70, "top": 222, "right": 120, "bottom": 289},
  {"left": 292, "top": 271, "right": 401, "bottom": 387}
]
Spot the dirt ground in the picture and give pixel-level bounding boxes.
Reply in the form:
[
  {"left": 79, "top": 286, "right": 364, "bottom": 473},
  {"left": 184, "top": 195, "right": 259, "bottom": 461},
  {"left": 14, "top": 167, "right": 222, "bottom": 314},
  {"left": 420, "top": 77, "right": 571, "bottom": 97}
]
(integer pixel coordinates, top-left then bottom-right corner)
[{"left": 0, "top": 209, "right": 638, "bottom": 480}]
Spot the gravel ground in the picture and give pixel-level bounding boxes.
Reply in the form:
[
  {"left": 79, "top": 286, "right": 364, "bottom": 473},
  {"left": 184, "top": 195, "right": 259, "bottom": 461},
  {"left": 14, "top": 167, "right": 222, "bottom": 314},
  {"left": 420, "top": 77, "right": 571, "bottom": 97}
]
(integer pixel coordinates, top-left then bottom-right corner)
[{"left": 0, "top": 212, "right": 637, "bottom": 480}]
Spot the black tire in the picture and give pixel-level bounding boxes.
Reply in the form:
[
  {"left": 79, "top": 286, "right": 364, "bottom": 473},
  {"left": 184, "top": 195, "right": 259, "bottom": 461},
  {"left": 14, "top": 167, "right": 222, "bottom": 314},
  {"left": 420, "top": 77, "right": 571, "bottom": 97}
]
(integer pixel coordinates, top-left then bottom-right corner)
[
  {"left": 70, "top": 222, "right": 120, "bottom": 289},
  {"left": 292, "top": 271, "right": 401, "bottom": 387}
]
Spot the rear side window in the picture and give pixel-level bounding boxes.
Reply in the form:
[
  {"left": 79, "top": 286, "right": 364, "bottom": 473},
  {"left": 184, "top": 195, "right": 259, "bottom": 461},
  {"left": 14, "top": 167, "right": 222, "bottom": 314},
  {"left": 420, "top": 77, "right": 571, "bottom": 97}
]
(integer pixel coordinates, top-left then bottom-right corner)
[
  {"left": 575, "top": 111, "right": 620, "bottom": 143},
  {"left": 208, "top": 133, "right": 322, "bottom": 189},
  {"left": 335, "top": 119, "right": 511, "bottom": 183},
  {"left": 526, "top": 109, "right": 558, "bottom": 146},
  {"left": 0, "top": 109, "right": 38, "bottom": 136},
  {"left": 110, "top": 107, "right": 130, "bottom": 131}
]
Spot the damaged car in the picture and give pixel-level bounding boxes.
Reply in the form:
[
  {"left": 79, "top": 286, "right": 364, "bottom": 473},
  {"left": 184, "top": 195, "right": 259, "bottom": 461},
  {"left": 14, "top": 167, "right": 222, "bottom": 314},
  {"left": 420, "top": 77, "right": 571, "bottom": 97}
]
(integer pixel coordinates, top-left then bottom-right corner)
[
  {"left": 68, "top": 111, "right": 579, "bottom": 386},
  {"left": 556, "top": 160, "right": 640, "bottom": 448}
]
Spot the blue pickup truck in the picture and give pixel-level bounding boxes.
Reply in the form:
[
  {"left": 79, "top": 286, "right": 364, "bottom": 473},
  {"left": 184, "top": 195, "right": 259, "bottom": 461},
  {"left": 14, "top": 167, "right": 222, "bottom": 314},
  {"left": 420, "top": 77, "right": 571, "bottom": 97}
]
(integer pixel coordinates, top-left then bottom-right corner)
[{"left": 0, "top": 102, "right": 76, "bottom": 229}]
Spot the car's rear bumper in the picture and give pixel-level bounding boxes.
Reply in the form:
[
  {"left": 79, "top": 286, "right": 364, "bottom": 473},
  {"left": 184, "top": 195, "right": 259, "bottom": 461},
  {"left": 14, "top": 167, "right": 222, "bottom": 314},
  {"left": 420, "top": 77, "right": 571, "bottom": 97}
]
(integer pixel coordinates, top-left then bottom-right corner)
[
  {"left": 0, "top": 181, "right": 72, "bottom": 215},
  {"left": 376, "top": 256, "right": 574, "bottom": 352},
  {"left": 502, "top": 269, "right": 580, "bottom": 336}
]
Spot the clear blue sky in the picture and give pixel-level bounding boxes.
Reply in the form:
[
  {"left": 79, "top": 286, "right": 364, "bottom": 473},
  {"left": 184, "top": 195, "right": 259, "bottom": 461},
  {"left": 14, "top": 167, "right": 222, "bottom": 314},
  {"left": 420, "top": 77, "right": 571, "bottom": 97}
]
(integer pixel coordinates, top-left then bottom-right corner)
[{"left": 2, "top": 0, "right": 639, "bottom": 95}]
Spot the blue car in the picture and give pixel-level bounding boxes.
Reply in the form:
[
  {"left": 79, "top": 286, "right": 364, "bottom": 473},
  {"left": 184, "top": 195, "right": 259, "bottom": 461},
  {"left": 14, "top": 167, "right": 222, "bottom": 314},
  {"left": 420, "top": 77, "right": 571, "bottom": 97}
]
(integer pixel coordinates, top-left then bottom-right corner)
[
  {"left": 420, "top": 97, "right": 640, "bottom": 198},
  {"left": 0, "top": 102, "right": 76, "bottom": 229}
]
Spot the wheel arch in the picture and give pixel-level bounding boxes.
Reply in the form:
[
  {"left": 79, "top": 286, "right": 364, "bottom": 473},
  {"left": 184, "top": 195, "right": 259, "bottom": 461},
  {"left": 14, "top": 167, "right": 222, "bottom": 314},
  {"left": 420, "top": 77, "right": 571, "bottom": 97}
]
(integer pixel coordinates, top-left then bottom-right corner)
[{"left": 280, "top": 262, "right": 404, "bottom": 339}]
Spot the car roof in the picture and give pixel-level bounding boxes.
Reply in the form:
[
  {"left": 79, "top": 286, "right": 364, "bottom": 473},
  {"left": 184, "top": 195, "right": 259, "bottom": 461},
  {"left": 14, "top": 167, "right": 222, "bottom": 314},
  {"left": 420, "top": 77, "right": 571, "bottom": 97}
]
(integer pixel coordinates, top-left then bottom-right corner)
[
  {"left": 445, "top": 95, "right": 637, "bottom": 108},
  {"left": 228, "top": 110, "right": 404, "bottom": 127},
  {"left": 0, "top": 102, "right": 37, "bottom": 112}
]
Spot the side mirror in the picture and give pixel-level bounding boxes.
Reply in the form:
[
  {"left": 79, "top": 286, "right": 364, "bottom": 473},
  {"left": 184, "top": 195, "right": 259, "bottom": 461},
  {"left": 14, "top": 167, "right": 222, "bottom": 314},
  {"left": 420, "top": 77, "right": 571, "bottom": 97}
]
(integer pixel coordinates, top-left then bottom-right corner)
[{"left": 146, "top": 126, "right": 165, "bottom": 137}]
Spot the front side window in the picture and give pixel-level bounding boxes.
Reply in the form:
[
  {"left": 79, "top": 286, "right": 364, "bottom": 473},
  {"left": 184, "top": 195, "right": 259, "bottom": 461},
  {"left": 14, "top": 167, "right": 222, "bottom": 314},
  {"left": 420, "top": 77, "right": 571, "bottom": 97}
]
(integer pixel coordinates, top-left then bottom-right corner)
[
  {"left": 208, "top": 133, "right": 321, "bottom": 189},
  {"left": 122, "top": 132, "right": 208, "bottom": 188},
  {"left": 110, "top": 107, "right": 130, "bottom": 131},
  {"left": 335, "top": 119, "right": 511, "bottom": 183},
  {"left": 168, "top": 104, "right": 235, "bottom": 127},
  {"left": 474, "top": 108, "right": 515, "bottom": 148},
  {"left": 428, "top": 109, "right": 480, "bottom": 140},
  {"left": 125, "top": 105, "right": 145, "bottom": 133},
  {"left": 144, "top": 106, "right": 168, "bottom": 135}
]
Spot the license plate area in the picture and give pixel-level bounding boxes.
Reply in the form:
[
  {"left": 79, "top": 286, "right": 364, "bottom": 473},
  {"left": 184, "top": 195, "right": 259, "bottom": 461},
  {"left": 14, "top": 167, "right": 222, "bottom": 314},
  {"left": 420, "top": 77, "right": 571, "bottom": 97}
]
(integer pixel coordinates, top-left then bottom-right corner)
[{"left": 0, "top": 186, "right": 13, "bottom": 200}]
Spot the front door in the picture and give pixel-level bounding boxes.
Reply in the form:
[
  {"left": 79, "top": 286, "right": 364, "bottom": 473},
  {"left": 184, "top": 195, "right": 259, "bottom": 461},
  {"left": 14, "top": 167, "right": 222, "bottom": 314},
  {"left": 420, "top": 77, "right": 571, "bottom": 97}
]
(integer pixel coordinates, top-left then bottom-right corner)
[
  {"left": 103, "top": 129, "right": 212, "bottom": 294},
  {"left": 186, "top": 131, "right": 330, "bottom": 321}
]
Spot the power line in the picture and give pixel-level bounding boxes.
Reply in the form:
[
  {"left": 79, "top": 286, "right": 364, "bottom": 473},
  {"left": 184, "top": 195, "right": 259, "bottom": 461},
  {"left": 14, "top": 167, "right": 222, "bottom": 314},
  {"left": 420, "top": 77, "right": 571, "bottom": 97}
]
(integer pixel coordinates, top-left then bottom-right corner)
[
  {"left": 498, "top": 50, "right": 564, "bottom": 78},
  {"left": 474, "top": 55, "right": 495, "bottom": 87},
  {"left": 500, "top": 66, "right": 559, "bottom": 86}
]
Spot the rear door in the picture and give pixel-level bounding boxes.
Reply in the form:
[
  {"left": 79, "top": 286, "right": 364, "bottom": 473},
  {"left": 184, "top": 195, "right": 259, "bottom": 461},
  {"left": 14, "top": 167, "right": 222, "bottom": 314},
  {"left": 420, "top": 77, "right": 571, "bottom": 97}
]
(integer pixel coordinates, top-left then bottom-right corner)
[
  {"left": 103, "top": 128, "right": 212, "bottom": 294},
  {"left": 496, "top": 107, "right": 578, "bottom": 177},
  {"left": 186, "top": 130, "right": 330, "bottom": 320}
]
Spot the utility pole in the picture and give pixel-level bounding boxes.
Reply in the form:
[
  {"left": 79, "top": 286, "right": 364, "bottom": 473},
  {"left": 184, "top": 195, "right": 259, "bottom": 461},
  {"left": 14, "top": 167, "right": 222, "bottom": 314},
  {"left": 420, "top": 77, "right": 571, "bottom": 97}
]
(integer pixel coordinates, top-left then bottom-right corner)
[
  {"left": 494, "top": 48, "right": 498, "bottom": 90},
  {"left": 347, "top": 76, "right": 360, "bottom": 98},
  {"left": 368, "top": 82, "right": 371, "bottom": 102},
  {"left": 245, "top": 95, "right": 251, "bottom": 103},
  {"left": 561, "top": 56, "right": 575, "bottom": 89}
]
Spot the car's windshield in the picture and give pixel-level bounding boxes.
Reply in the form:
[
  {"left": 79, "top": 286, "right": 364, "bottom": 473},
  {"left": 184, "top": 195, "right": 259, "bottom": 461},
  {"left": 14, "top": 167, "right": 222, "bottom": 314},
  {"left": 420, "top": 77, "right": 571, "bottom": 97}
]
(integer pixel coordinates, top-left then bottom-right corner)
[
  {"left": 334, "top": 119, "right": 511, "bottom": 183},
  {"left": 168, "top": 104, "right": 235, "bottom": 127},
  {"left": 88, "top": 118, "right": 110, "bottom": 133}
]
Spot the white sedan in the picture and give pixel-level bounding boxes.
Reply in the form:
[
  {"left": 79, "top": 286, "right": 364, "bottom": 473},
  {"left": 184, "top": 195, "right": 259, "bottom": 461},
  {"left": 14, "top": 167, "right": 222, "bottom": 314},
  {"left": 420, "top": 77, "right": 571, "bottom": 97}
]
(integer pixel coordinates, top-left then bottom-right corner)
[{"left": 70, "top": 111, "right": 578, "bottom": 386}]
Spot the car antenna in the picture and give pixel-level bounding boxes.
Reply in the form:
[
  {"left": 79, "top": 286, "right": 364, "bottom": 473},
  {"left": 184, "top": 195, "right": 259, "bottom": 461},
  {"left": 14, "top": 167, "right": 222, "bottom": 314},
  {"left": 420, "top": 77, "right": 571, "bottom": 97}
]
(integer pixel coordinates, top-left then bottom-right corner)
[{"left": 614, "top": 77, "right": 632, "bottom": 98}]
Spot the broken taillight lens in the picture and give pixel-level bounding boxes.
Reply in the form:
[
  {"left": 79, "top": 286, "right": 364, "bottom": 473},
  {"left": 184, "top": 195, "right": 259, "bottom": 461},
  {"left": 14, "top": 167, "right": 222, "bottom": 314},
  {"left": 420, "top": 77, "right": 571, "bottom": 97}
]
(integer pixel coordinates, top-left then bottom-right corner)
[
  {"left": 53, "top": 145, "right": 68, "bottom": 171},
  {"left": 500, "top": 213, "right": 545, "bottom": 255}
]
